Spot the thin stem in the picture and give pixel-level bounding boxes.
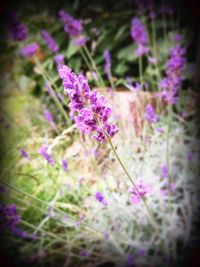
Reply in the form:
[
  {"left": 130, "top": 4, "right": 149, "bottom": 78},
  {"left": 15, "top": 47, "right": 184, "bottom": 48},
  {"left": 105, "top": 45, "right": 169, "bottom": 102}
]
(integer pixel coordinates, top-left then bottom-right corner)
[
  {"left": 83, "top": 45, "right": 105, "bottom": 87},
  {"left": 0, "top": 180, "right": 102, "bottom": 235},
  {"left": 139, "top": 56, "right": 143, "bottom": 88},
  {"left": 105, "top": 134, "right": 159, "bottom": 229},
  {"left": 79, "top": 47, "right": 102, "bottom": 87},
  {"left": 34, "top": 57, "right": 71, "bottom": 126},
  {"left": 166, "top": 103, "right": 172, "bottom": 194}
]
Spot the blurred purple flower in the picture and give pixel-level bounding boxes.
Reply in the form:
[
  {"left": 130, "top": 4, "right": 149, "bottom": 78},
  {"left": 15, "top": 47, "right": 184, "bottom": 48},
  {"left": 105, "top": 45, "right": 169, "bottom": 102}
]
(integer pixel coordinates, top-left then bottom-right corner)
[
  {"left": 44, "top": 109, "right": 56, "bottom": 129},
  {"left": 148, "top": 56, "right": 157, "bottom": 65},
  {"left": 171, "top": 33, "right": 183, "bottom": 43},
  {"left": 80, "top": 249, "right": 90, "bottom": 257},
  {"left": 20, "top": 43, "right": 39, "bottom": 57},
  {"left": 0, "top": 203, "right": 30, "bottom": 239},
  {"left": 129, "top": 180, "right": 151, "bottom": 204},
  {"left": 54, "top": 54, "right": 64, "bottom": 70},
  {"left": 104, "top": 50, "right": 111, "bottom": 80},
  {"left": 62, "top": 159, "right": 68, "bottom": 172},
  {"left": 19, "top": 148, "right": 29, "bottom": 159},
  {"left": 131, "top": 18, "right": 149, "bottom": 45},
  {"left": 95, "top": 192, "right": 107, "bottom": 206},
  {"left": 74, "top": 36, "right": 88, "bottom": 46},
  {"left": 145, "top": 104, "right": 158, "bottom": 123},
  {"left": 161, "top": 164, "right": 168, "bottom": 179},
  {"left": 41, "top": 30, "right": 58, "bottom": 53},
  {"left": 7, "top": 12, "right": 28, "bottom": 41},
  {"left": 59, "top": 10, "right": 82, "bottom": 37},
  {"left": 39, "top": 146, "right": 55, "bottom": 165},
  {"left": 135, "top": 44, "right": 149, "bottom": 57},
  {"left": 158, "top": 45, "right": 186, "bottom": 104},
  {"left": 59, "top": 65, "right": 118, "bottom": 143}
]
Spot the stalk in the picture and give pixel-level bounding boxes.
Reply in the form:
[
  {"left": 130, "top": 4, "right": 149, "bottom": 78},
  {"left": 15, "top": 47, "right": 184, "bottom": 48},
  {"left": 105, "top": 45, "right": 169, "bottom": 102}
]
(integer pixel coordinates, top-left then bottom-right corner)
[
  {"left": 83, "top": 45, "right": 105, "bottom": 87},
  {"left": 105, "top": 133, "right": 159, "bottom": 229},
  {"left": 34, "top": 57, "right": 71, "bottom": 126}
]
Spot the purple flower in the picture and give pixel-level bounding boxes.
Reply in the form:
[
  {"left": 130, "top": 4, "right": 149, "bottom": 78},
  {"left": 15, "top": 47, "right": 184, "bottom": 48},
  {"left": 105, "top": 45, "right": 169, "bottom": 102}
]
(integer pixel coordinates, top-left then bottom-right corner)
[
  {"left": 135, "top": 44, "right": 149, "bottom": 57},
  {"left": 80, "top": 249, "right": 90, "bottom": 257},
  {"left": 54, "top": 54, "right": 64, "bottom": 70},
  {"left": 171, "top": 33, "right": 183, "bottom": 43},
  {"left": 129, "top": 180, "right": 151, "bottom": 204},
  {"left": 74, "top": 36, "right": 88, "bottom": 46},
  {"left": 159, "top": 45, "right": 186, "bottom": 104},
  {"left": 127, "top": 255, "right": 134, "bottom": 267},
  {"left": 44, "top": 109, "right": 54, "bottom": 123},
  {"left": 131, "top": 18, "right": 149, "bottom": 45},
  {"left": 44, "top": 109, "right": 56, "bottom": 129},
  {"left": 0, "top": 204, "right": 23, "bottom": 236},
  {"left": 148, "top": 56, "right": 157, "bottom": 65},
  {"left": 39, "top": 146, "right": 55, "bottom": 165},
  {"left": 7, "top": 12, "right": 28, "bottom": 41},
  {"left": 145, "top": 104, "right": 158, "bottom": 123},
  {"left": 104, "top": 50, "right": 111, "bottom": 80},
  {"left": 59, "top": 65, "right": 118, "bottom": 143},
  {"left": 95, "top": 192, "right": 107, "bottom": 206},
  {"left": 41, "top": 30, "right": 58, "bottom": 53},
  {"left": 61, "top": 159, "right": 68, "bottom": 172},
  {"left": 20, "top": 43, "right": 39, "bottom": 57},
  {"left": 161, "top": 164, "right": 168, "bottom": 179},
  {"left": 59, "top": 10, "right": 83, "bottom": 37},
  {"left": 19, "top": 148, "right": 29, "bottom": 159}
]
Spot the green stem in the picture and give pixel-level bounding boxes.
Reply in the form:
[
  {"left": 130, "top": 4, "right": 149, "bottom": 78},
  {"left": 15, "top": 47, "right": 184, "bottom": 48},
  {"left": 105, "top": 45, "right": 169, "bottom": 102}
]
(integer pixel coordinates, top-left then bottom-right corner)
[
  {"left": 0, "top": 180, "right": 102, "bottom": 235},
  {"left": 139, "top": 56, "right": 143, "bottom": 88},
  {"left": 105, "top": 134, "right": 159, "bottom": 229},
  {"left": 79, "top": 47, "right": 101, "bottom": 87},
  {"left": 166, "top": 103, "right": 172, "bottom": 194},
  {"left": 83, "top": 45, "right": 105, "bottom": 88},
  {"left": 34, "top": 57, "right": 71, "bottom": 126}
]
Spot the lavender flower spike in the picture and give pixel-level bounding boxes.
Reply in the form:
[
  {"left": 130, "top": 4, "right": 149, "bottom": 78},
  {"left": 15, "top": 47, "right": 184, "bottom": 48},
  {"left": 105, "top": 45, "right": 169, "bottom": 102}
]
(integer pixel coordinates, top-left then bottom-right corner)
[
  {"left": 59, "top": 65, "right": 118, "bottom": 143},
  {"left": 59, "top": 10, "right": 83, "bottom": 37},
  {"left": 7, "top": 12, "right": 28, "bottom": 41},
  {"left": 41, "top": 30, "right": 58, "bottom": 53},
  {"left": 43, "top": 109, "right": 56, "bottom": 129},
  {"left": 20, "top": 43, "right": 39, "bottom": 57},
  {"left": 145, "top": 104, "right": 158, "bottom": 123},
  {"left": 54, "top": 54, "right": 64, "bottom": 70},
  {"left": 95, "top": 192, "right": 107, "bottom": 206},
  {"left": 19, "top": 148, "right": 29, "bottom": 159},
  {"left": 39, "top": 145, "right": 55, "bottom": 165},
  {"left": 131, "top": 18, "right": 148, "bottom": 45},
  {"left": 104, "top": 50, "right": 111, "bottom": 80}
]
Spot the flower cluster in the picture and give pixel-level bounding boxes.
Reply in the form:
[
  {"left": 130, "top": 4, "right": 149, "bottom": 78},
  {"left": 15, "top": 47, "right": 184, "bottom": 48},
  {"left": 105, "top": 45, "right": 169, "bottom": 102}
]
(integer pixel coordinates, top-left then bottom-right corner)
[
  {"left": 159, "top": 45, "right": 186, "bottom": 103},
  {"left": 41, "top": 30, "right": 58, "bottom": 53},
  {"left": 0, "top": 203, "right": 31, "bottom": 238},
  {"left": 7, "top": 12, "right": 28, "bottom": 41},
  {"left": 95, "top": 192, "right": 107, "bottom": 206},
  {"left": 20, "top": 43, "right": 39, "bottom": 57},
  {"left": 131, "top": 18, "right": 149, "bottom": 57},
  {"left": 59, "top": 10, "right": 82, "bottom": 37},
  {"left": 129, "top": 180, "right": 151, "bottom": 204},
  {"left": 59, "top": 65, "right": 118, "bottom": 143},
  {"left": 39, "top": 145, "right": 55, "bottom": 165},
  {"left": 104, "top": 50, "right": 111, "bottom": 80},
  {"left": 145, "top": 104, "right": 158, "bottom": 123}
]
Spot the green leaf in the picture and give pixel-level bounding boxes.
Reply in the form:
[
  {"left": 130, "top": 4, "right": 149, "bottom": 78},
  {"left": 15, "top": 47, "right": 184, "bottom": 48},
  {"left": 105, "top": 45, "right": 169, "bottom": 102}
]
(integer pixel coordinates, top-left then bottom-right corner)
[
  {"left": 65, "top": 40, "right": 79, "bottom": 59},
  {"left": 117, "top": 44, "right": 137, "bottom": 62}
]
